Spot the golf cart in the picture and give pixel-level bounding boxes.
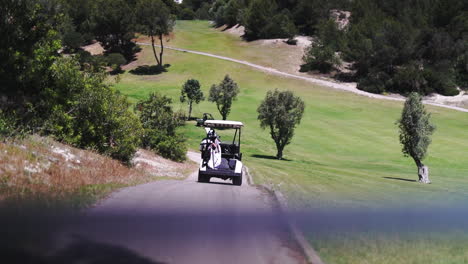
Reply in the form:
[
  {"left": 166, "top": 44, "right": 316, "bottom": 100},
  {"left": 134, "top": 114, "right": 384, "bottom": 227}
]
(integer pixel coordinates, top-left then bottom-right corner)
[
  {"left": 196, "top": 113, "right": 214, "bottom": 127},
  {"left": 198, "top": 120, "right": 244, "bottom": 186}
]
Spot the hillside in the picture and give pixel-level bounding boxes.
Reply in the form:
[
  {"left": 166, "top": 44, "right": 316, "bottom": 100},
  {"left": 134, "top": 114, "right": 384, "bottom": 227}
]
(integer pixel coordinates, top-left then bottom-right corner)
[{"left": 0, "top": 136, "right": 196, "bottom": 209}]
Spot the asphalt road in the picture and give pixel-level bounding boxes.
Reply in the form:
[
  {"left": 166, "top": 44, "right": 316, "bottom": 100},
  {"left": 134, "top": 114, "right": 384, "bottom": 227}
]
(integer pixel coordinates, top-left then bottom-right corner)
[{"left": 55, "top": 152, "right": 305, "bottom": 264}]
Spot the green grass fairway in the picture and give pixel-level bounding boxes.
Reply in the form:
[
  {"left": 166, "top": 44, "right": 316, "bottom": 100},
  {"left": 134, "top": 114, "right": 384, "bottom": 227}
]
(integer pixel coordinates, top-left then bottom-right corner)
[{"left": 116, "top": 20, "right": 468, "bottom": 263}]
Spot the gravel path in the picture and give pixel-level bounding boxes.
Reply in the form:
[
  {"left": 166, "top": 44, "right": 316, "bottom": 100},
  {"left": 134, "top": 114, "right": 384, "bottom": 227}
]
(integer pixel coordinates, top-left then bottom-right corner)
[{"left": 137, "top": 42, "right": 468, "bottom": 113}]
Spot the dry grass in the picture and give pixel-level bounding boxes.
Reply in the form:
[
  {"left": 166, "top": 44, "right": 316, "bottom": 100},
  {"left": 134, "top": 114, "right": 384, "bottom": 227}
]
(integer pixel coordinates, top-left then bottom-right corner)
[{"left": 0, "top": 136, "right": 196, "bottom": 209}]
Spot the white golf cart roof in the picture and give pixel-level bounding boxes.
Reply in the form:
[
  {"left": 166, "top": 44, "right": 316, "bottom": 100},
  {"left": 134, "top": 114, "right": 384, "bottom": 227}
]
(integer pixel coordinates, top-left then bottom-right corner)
[{"left": 204, "top": 120, "right": 244, "bottom": 128}]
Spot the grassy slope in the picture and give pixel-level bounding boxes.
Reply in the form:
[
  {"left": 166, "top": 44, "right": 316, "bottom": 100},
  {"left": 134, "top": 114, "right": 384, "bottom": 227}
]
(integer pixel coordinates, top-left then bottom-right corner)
[
  {"left": 120, "top": 22, "right": 468, "bottom": 209},
  {"left": 117, "top": 21, "right": 468, "bottom": 263}
]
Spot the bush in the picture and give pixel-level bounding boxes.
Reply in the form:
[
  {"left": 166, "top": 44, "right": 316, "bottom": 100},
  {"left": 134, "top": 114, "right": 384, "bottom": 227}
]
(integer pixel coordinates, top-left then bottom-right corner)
[
  {"left": 0, "top": 110, "right": 16, "bottom": 140},
  {"left": 106, "top": 53, "right": 126, "bottom": 74},
  {"left": 389, "top": 64, "right": 431, "bottom": 95},
  {"left": 136, "top": 93, "right": 186, "bottom": 162},
  {"left": 302, "top": 40, "right": 341, "bottom": 73},
  {"left": 357, "top": 71, "right": 389, "bottom": 94},
  {"left": 44, "top": 57, "right": 142, "bottom": 163}
]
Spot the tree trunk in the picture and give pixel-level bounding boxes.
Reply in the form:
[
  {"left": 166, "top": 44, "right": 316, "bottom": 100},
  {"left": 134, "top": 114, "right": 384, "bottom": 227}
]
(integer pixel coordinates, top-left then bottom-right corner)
[
  {"left": 151, "top": 34, "right": 161, "bottom": 66},
  {"left": 415, "top": 159, "right": 431, "bottom": 184},
  {"left": 276, "top": 143, "right": 283, "bottom": 160},
  {"left": 188, "top": 101, "right": 192, "bottom": 120},
  {"left": 418, "top": 164, "right": 430, "bottom": 184},
  {"left": 159, "top": 34, "right": 164, "bottom": 67}
]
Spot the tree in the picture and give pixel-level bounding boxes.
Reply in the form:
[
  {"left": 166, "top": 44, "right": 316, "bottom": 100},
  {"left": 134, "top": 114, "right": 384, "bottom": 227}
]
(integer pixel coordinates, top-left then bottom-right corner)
[
  {"left": 397, "top": 92, "right": 436, "bottom": 184},
  {"left": 93, "top": 0, "right": 137, "bottom": 61},
  {"left": 180, "top": 79, "right": 205, "bottom": 120},
  {"left": 257, "top": 89, "right": 305, "bottom": 160},
  {"left": 208, "top": 75, "right": 240, "bottom": 120},
  {"left": 136, "top": 0, "right": 175, "bottom": 68}
]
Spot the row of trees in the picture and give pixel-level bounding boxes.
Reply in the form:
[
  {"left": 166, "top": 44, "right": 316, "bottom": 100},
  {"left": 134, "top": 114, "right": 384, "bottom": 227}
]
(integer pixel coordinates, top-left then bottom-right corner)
[
  {"left": 302, "top": 0, "right": 468, "bottom": 96},
  {"left": 180, "top": 75, "right": 240, "bottom": 120},
  {"left": 0, "top": 0, "right": 186, "bottom": 163},
  {"left": 179, "top": 75, "right": 434, "bottom": 183},
  {"left": 183, "top": 0, "right": 467, "bottom": 96}
]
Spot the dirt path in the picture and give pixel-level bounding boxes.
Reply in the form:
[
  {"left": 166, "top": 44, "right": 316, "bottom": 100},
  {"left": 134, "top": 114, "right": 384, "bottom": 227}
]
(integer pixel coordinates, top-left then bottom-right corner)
[
  {"left": 136, "top": 42, "right": 468, "bottom": 113},
  {"left": 55, "top": 152, "right": 306, "bottom": 264}
]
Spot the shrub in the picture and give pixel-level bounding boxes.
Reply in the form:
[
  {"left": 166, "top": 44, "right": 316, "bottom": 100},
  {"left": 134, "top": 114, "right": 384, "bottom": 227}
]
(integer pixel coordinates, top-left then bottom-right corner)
[
  {"left": 44, "top": 57, "right": 142, "bottom": 163},
  {"left": 302, "top": 40, "right": 341, "bottom": 73},
  {"left": 106, "top": 53, "right": 126, "bottom": 74},
  {"left": 357, "top": 71, "right": 389, "bottom": 94},
  {"left": 0, "top": 110, "right": 16, "bottom": 140},
  {"left": 136, "top": 93, "right": 186, "bottom": 162}
]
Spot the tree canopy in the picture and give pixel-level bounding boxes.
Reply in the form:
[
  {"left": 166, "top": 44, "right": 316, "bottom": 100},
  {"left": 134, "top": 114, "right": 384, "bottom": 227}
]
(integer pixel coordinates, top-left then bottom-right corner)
[
  {"left": 257, "top": 89, "right": 305, "bottom": 160},
  {"left": 136, "top": 0, "right": 176, "bottom": 68},
  {"left": 397, "top": 92, "right": 436, "bottom": 183},
  {"left": 180, "top": 79, "right": 205, "bottom": 119},
  {"left": 208, "top": 75, "right": 240, "bottom": 120}
]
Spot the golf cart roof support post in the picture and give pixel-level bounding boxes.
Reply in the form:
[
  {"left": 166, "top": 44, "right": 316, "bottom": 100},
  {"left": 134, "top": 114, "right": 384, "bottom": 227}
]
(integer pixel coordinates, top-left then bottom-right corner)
[
  {"left": 233, "top": 128, "right": 238, "bottom": 145},
  {"left": 238, "top": 128, "right": 241, "bottom": 153}
]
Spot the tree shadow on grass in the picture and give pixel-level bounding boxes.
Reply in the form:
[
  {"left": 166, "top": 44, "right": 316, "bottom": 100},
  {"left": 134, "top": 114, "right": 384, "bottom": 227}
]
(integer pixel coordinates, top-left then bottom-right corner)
[
  {"left": 383, "top": 177, "right": 417, "bottom": 183},
  {"left": 129, "top": 65, "right": 168, "bottom": 75},
  {"left": 251, "top": 154, "right": 291, "bottom": 162}
]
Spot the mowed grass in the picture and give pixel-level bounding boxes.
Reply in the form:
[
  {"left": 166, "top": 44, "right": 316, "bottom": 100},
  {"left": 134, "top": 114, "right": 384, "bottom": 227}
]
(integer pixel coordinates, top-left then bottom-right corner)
[
  {"left": 313, "top": 231, "right": 468, "bottom": 264},
  {"left": 117, "top": 21, "right": 468, "bottom": 263},
  {"left": 117, "top": 40, "right": 468, "bottom": 209},
  {"left": 137, "top": 20, "right": 304, "bottom": 73}
]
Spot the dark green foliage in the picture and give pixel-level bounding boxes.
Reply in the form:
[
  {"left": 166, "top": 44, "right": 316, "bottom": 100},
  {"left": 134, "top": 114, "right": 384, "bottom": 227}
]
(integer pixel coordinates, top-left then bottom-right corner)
[
  {"left": 62, "top": 31, "right": 85, "bottom": 52},
  {"left": 43, "top": 58, "right": 142, "bottom": 163},
  {"left": 397, "top": 93, "right": 435, "bottom": 169},
  {"left": 208, "top": 75, "right": 240, "bottom": 120},
  {"left": 180, "top": 79, "right": 205, "bottom": 119},
  {"left": 302, "top": 40, "right": 341, "bottom": 73},
  {"left": 243, "top": 0, "right": 297, "bottom": 40},
  {"left": 136, "top": 93, "right": 187, "bottom": 162},
  {"left": 180, "top": 8, "right": 196, "bottom": 20},
  {"left": 0, "top": 0, "right": 60, "bottom": 102},
  {"left": 106, "top": 53, "right": 127, "bottom": 74},
  {"left": 0, "top": 111, "right": 18, "bottom": 141},
  {"left": 92, "top": 0, "right": 138, "bottom": 61},
  {"left": 257, "top": 89, "right": 305, "bottom": 160},
  {"left": 340, "top": 0, "right": 467, "bottom": 96},
  {"left": 195, "top": 2, "right": 213, "bottom": 20}
]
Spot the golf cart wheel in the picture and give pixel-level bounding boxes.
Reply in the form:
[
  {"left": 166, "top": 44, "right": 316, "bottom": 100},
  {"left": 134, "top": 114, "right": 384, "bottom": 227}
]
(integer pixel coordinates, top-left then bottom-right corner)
[
  {"left": 233, "top": 173, "right": 242, "bottom": 186},
  {"left": 198, "top": 174, "right": 207, "bottom": 183}
]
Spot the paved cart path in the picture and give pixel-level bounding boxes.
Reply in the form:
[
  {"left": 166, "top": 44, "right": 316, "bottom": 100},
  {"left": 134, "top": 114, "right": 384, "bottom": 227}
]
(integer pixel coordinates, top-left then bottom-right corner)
[
  {"left": 136, "top": 42, "right": 468, "bottom": 113},
  {"left": 55, "top": 152, "right": 305, "bottom": 264}
]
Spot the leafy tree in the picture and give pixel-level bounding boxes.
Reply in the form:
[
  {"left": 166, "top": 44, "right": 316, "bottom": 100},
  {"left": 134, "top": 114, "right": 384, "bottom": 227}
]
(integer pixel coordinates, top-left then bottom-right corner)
[
  {"left": 180, "top": 79, "right": 205, "bottom": 119},
  {"left": 208, "top": 75, "right": 240, "bottom": 120},
  {"left": 257, "top": 89, "right": 305, "bottom": 160},
  {"left": 136, "top": 0, "right": 176, "bottom": 68},
  {"left": 136, "top": 93, "right": 186, "bottom": 161},
  {"left": 93, "top": 0, "right": 137, "bottom": 61},
  {"left": 397, "top": 93, "right": 436, "bottom": 184},
  {"left": 243, "top": 0, "right": 276, "bottom": 40}
]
